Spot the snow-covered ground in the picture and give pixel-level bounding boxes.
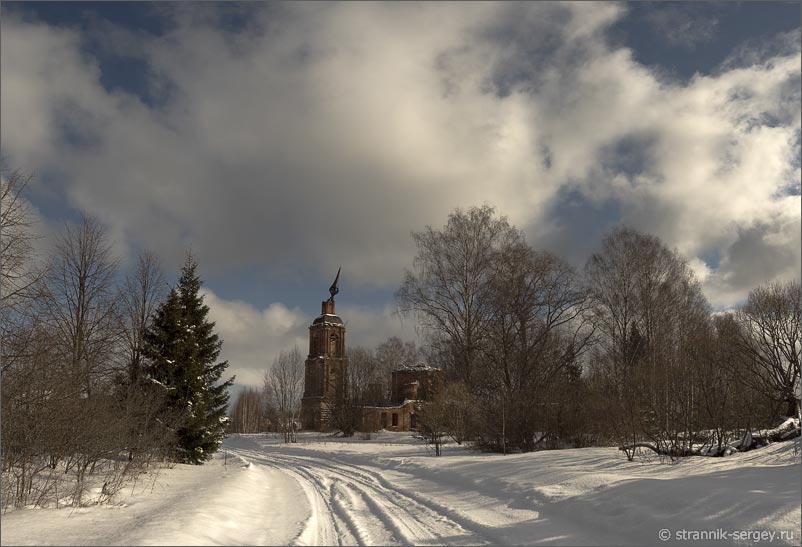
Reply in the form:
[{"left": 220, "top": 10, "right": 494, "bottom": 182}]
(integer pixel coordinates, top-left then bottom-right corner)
[{"left": 3, "top": 432, "right": 800, "bottom": 546}]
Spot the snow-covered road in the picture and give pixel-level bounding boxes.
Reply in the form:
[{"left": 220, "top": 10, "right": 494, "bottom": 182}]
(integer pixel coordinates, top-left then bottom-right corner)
[
  {"left": 3, "top": 432, "right": 800, "bottom": 546},
  {"left": 230, "top": 443, "right": 500, "bottom": 546},
  {"left": 224, "top": 433, "right": 801, "bottom": 546}
]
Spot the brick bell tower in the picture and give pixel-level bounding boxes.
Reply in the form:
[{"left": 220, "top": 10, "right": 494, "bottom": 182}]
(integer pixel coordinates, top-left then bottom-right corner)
[{"left": 301, "top": 268, "right": 348, "bottom": 431}]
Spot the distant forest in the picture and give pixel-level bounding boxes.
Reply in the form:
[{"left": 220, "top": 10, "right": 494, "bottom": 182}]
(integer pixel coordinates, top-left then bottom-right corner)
[
  {"left": 232, "top": 203, "right": 801, "bottom": 459},
  {"left": 2, "top": 168, "right": 800, "bottom": 512}
]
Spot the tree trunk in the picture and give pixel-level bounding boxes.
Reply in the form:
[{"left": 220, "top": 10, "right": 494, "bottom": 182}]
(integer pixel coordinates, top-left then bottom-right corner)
[{"left": 785, "top": 397, "right": 799, "bottom": 419}]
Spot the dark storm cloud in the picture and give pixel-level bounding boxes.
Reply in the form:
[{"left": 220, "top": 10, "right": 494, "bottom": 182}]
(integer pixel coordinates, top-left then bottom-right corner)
[
  {"left": 598, "top": 133, "right": 660, "bottom": 177},
  {"left": 713, "top": 219, "right": 802, "bottom": 306},
  {"left": 2, "top": 2, "right": 800, "bottom": 384},
  {"left": 3, "top": 2, "right": 798, "bottom": 300}
]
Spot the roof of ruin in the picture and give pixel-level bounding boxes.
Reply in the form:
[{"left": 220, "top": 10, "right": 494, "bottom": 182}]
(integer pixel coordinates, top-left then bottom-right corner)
[
  {"left": 393, "top": 362, "right": 438, "bottom": 372},
  {"left": 312, "top": 313, "right": 343, "bottom": 326}
]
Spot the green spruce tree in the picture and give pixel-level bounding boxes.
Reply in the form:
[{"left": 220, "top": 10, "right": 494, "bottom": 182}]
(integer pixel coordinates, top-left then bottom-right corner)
[{"left": 144, "top": 255, "right": 234, "bottom": 464}]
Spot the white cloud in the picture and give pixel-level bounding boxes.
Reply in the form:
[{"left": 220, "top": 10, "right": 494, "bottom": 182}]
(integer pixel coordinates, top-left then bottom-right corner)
[
  {"left": 337, "top": 303, "right": 422, "bottom": 351},
  {"left": 1, "top": 3, "right": 799, "bottom": 313},
  {"left": 201, "top": 290, "right": 307, "bottom": 387},
  {"left": 203, "top": 289, "right": 418, "bottom": 389}
]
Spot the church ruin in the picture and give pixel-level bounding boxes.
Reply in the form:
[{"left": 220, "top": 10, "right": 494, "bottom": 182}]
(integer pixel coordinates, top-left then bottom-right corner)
[{"left": 300, "top": 270, "right": 443, "bottom": 432}]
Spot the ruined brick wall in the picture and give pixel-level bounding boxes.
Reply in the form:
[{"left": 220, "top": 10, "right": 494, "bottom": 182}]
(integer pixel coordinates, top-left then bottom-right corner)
[
  {"left": 391, "top": 368, "right": 444, "bottom": 404},
  {"left": 359, "top": 401, "right": 418, "bottom": 432}
]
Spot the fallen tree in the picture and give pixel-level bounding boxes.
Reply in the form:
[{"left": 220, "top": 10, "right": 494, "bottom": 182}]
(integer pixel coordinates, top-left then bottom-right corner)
[{"left": 619, "top": 417, "right": 801, "bottom": 459}]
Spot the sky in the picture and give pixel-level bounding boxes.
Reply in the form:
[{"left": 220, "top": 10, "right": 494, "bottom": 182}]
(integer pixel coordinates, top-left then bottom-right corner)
[{"left": 2, "top": 2, "right": 800, "bottom": 389}]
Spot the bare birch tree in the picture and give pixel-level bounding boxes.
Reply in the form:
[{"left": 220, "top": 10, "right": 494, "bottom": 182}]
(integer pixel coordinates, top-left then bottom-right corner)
[
  {"left": 397, "top": 205, "right": 521, "bottom": 385},
  {"left": 477, "top": 243, "right": 593, "bottom": 451},
  {"left": 1, "top": 168, "right": 47, "bottom": 374},
  {"left": 1, "top": 169, "right": 45, "bottom": 313},
  {"left": 120, "top": 251, "right": 165, "bottom": 385},
  {"left": 734, "top": 280, "right": 801, "bottom": 418},
  {"left": 265, "top": 346, "right": 304, "bottom": 442},
  {"left": 585, "top": 226, "right": 712, "bottom": 458},
  {"left": 230, "top": 388, "right": 267, "bottom": 433},
  {"left": 45, "top": 213, "right": 120, "bottom": 397}
]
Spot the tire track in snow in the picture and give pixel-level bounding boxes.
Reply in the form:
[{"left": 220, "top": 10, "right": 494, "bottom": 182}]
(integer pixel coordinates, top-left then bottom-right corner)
[
  {"left": 292, "top": 454, "right": 490, "bottom": 545},
  {"left": 286, "top": 463, "right": 360, "bottom": 546},
  {"left": 254, "top": 456, "right": 344, "bottom": 546},
  {"left": 326, "top": 472, "right": 413, "bottom": 546},
  {"left": 328, "top": 481, "right": 368, "bottom": 546},
  {"left": 335, "top": 481, "right": 400, "bottom": 546},
  {"left": 236, "top": 450, "right": 367, "bottom": 546},
  {"left": 255, "top": 449, "right": 498, "bottom": 546},
  {"left": 254, "top": 452, "right": 418, "bottom": 545},
  {"left": 324, "top": 455, "right": 507, "bottom": 543},
  {"left": 283, "top": 461, "right": 389, "bottom": 547}
]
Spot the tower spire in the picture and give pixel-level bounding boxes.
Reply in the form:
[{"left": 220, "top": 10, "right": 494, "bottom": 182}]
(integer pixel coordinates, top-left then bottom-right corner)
[
  {"left": 328, "top": 266, "right": 341, "bottom": 303},
  {"left": 303, "top": 268, "right": 348, "bottom": 431}
]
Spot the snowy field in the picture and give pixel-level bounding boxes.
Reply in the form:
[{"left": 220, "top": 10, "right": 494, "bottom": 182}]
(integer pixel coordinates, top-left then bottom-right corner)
[{"left": 2, "top": 432, "right": 800, "bottom": 546}]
